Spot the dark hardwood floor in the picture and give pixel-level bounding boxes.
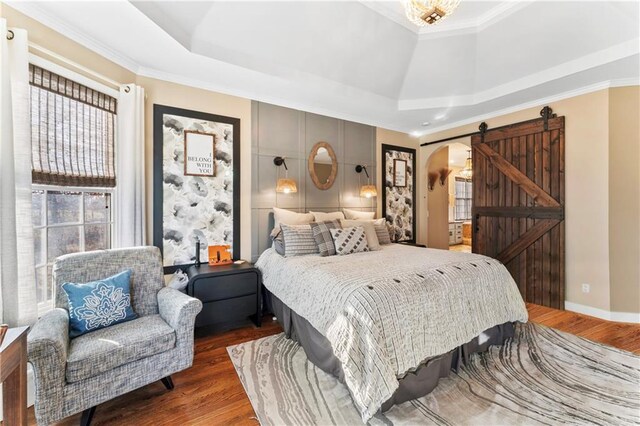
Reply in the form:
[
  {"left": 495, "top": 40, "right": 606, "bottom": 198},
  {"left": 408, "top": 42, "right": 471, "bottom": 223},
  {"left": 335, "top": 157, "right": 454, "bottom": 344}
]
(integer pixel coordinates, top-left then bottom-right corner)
[{"left": 28, "top": 305, "right": 640, "bottom": 426}]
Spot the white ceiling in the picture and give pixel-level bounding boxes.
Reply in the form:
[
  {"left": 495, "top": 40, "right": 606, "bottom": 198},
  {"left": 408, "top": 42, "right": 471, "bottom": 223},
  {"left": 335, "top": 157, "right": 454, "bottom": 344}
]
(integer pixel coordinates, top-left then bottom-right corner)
[{"left": 9, "top": 1, "right": 639, "bottom": 135}]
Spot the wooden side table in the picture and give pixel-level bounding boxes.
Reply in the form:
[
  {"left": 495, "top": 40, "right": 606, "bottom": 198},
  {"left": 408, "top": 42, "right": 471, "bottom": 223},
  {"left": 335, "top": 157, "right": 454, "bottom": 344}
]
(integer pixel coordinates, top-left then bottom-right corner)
[{"left": 0, "top": 326, "right": 29, "bottom": 426}]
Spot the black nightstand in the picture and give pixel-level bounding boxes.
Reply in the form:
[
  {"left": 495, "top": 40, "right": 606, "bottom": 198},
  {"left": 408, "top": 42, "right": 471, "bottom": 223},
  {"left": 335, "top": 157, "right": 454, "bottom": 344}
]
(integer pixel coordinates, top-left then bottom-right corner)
[{"left": 186, "top": 262, "right": 262, "bottom": 332}]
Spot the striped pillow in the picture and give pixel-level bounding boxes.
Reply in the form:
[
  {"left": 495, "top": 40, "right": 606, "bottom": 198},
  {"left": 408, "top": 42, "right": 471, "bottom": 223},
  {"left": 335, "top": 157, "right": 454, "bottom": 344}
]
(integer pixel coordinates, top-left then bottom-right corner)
[
  {"left": 374, "top": 223, "right": 392, "bottom": 245},
  {"left": 330, "top": 226, "right": 369, "bottom": 255},
  {"left": 310, "top": 220, "right": 341, "bottom": 256},
  {"left": 280, "top": 224, "right": 319, "bottom": 257}
]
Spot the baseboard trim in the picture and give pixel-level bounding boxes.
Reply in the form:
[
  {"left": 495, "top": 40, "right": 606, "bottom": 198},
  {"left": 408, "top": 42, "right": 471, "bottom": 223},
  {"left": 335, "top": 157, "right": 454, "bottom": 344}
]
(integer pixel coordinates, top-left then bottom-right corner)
[{"left": 565, "top": 301, "right": 640, "bottom": 324}]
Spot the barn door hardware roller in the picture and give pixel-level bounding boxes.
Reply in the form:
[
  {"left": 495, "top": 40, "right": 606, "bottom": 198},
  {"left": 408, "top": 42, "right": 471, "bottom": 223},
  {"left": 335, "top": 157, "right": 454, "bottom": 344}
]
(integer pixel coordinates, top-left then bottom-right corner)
[{"left": 540, "top": 106, "right": 557, "bottom": 131}]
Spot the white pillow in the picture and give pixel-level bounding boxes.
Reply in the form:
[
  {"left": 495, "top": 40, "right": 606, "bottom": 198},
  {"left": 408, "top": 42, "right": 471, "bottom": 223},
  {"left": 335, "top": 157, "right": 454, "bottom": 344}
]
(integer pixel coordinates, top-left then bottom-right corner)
[
  {"left": 340, "top": 219, "right": 381, "bottom": 251},
  {"left": 272, "top": 207, "right": 314, "bottom": 237},
  {"left": 343, "top": 208, "right": 375, "bottom": 220},
  {"left": 310, "top": 211, "right": 345, "bottom": 221}
]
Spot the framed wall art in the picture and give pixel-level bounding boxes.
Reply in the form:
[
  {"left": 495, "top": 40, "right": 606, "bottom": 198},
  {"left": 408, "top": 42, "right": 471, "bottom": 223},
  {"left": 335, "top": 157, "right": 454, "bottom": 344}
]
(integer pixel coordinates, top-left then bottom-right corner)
[
  {"left": 153, "top": 104, "right": 240, "bottom": 273},
  {"left": 393, "top": 158, "right": 407, "bottom": 187},
  {"left": 184, "top": 130, "right": 216, "bottom": 177}
]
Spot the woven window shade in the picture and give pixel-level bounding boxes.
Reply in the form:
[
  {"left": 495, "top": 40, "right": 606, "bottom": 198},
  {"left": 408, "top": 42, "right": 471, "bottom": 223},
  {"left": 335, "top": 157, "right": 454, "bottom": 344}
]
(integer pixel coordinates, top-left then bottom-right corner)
[{"left": 29, "top": 64, "right": 117, "bottom": 187}]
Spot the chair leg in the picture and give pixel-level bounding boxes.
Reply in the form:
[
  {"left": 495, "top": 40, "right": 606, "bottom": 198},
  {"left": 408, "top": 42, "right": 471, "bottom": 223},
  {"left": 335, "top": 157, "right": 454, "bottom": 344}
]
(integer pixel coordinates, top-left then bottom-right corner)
[
  {"left": 80, "top": 406, "right": 96, "bottom": 426},
  {"left": 161, "top": 376, "right": 174, "bottom": 390}
]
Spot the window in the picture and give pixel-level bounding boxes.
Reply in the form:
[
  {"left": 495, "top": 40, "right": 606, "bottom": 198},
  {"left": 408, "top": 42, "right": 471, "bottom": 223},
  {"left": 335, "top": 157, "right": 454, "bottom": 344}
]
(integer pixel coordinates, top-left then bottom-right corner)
[
  {"left": 32, "top": 187, "right": 113, "bottom": 307},
  {"left": 454, "top": 178, "right": 472, "bottom": 221},
  {"left": 29, "top": 63, "right": 117, "bottom": 311}
]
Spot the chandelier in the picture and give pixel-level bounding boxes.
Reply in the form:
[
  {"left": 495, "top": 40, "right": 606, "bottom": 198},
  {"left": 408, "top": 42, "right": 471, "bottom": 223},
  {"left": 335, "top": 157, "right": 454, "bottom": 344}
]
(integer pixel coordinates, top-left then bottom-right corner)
[
  {"left": 459, "top": 150, "right": 473, "bottom": 180},
  {"left": 402, "top": 0, "right": 461, "bottom": 26}
]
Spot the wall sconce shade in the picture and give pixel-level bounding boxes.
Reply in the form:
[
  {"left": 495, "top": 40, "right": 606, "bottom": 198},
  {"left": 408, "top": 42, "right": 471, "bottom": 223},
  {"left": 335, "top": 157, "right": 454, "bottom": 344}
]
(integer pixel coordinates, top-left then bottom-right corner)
[
  {"left": 276, "top": 178, "right": 298, "bottom": 194},
  {"left": 355, "top": 165, "right": 377, "bottom": 198},
  {"left": 360, "top": 185, "right": 378, "bottom": 198},
  {"left": 274, "top": 156, "right": 298, "bottom": 193}
]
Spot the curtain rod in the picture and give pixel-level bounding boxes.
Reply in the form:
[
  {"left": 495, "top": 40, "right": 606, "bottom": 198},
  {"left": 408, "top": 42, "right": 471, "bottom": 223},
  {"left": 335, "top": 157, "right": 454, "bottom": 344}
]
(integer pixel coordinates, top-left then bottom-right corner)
[{"left": 28, "top": 42, "right": 123, "bottom": 90}]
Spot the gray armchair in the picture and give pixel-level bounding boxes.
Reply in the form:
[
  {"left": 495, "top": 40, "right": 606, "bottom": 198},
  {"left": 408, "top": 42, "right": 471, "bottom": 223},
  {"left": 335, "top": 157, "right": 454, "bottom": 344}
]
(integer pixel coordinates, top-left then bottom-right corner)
[{"left": 27, "top": 246, "right": 202, "bottom": 425}]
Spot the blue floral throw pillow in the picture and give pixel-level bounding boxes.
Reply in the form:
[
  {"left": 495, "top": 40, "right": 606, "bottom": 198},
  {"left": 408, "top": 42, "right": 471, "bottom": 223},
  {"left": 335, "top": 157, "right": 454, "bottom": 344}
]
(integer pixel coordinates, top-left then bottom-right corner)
[{"left": 62, "top": 270, "right": 138, "bottom": 338}]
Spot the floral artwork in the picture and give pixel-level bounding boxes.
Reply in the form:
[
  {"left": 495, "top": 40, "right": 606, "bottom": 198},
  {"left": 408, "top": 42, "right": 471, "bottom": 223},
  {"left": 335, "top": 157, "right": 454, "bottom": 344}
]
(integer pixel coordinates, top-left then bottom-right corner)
[
  {"left": 162, "top": 114, "right": 234, "bottom": 267},
  {"left": 384, "top": 149, "right": 414, "bottom": 242}
]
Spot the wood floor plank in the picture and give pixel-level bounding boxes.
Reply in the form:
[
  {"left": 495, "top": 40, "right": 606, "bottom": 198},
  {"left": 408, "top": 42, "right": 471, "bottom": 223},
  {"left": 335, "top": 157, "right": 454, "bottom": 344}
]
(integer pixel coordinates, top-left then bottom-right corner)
[{"left": 23, "top": 306, "right": 639, "bottom": 426}]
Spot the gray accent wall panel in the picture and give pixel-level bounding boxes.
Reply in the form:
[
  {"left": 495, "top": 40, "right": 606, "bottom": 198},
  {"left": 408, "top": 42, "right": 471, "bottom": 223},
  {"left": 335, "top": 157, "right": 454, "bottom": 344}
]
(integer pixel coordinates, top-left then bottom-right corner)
[{"left": 252, "top": 101, "right": 376, "bottom": 261}]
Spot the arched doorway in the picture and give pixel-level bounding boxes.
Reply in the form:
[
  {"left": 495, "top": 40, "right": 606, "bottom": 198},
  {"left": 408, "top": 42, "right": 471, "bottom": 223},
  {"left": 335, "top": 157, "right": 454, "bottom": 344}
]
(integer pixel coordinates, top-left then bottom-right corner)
[{"left": 423, "top": 140, "right": 472, "bottom": 251}]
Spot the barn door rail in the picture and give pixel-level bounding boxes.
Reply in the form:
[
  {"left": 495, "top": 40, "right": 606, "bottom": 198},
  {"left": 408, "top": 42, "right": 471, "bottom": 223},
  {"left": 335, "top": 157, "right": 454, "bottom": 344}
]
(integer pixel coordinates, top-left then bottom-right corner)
[{"left": 420, "top": 106, "right": 555, "bottom": 147}]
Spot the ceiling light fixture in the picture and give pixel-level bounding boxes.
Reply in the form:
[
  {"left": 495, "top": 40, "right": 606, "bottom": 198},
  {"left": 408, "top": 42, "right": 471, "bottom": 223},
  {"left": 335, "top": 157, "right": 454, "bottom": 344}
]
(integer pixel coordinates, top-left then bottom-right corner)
[
  {"left": 459, "top": 150, "right": 473, "bottom": 180},
  {"left": 402, "top": 0, "right": 461, "bottom": 26}
]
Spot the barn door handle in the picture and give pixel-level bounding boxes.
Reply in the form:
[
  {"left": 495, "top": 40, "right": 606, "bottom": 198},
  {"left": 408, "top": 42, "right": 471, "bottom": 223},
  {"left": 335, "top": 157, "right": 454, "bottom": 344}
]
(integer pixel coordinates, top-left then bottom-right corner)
[{"left": 474, "top": 214, "right": 480, "bottom": 232}]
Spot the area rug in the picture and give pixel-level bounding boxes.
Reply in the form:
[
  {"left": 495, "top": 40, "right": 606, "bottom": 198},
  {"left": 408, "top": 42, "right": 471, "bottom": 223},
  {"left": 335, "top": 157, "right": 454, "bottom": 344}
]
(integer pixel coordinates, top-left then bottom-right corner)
[{"left": 227, "top": 323, "right": 640, "bottom": 425}]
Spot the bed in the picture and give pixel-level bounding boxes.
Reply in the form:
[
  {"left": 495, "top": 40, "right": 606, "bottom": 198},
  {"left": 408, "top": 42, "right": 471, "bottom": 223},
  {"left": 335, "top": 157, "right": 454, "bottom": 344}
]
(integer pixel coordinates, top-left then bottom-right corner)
[{"left": 255, "top": 243, "right": 528, "bottom": 422}]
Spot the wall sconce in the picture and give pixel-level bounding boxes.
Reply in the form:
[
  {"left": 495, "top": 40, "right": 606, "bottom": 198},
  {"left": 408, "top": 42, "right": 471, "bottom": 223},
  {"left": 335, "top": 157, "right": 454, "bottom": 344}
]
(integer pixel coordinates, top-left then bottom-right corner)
[
  {"left": 355, "top": 165, "right": 377, "bottom": 198},
  {"left": 428, "top": 171, "right": 438, "bottom": 191},
  {"left": 274, "top": 156, "right": 297, "bottom": 194},
  {"left": 439, "top": 168, "right": 452, "bottom": 186}
]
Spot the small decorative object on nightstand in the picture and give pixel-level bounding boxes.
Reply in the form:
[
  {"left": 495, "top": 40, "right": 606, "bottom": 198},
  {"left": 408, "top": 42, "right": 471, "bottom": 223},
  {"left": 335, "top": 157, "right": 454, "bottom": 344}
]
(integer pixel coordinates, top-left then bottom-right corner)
[{"left": 186, "top": 262, "right": 262, "bottom": 332}]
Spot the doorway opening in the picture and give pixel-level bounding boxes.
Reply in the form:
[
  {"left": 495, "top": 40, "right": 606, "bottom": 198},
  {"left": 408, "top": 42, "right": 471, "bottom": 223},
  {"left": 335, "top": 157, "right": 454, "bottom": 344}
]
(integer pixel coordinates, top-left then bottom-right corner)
[{"left": 447, "top": 143, "right": 472, "bottom": 252}]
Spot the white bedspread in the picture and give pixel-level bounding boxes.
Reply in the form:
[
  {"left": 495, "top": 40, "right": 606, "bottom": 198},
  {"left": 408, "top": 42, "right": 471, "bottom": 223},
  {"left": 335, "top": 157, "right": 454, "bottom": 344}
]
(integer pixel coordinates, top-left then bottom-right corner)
[{"left": 255, "top": 244, "right": 528, "bottom": 421}]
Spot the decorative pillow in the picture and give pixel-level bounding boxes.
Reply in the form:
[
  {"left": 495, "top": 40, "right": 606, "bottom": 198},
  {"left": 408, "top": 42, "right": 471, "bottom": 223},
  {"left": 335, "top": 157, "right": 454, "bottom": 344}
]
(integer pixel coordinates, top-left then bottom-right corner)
[
  {"left": 280, "top": 224, "right": 319, "bottom": 257},
  {"left": 310, "top": 220, "right": 342, "bottom": 256},
  {"left": 61, "top": 270, "right": 138, "bottom": 338},
  {"left": 340, "top": 219, "right": 381, "bottom": 251},
  {"left": 310, "top": 211, "right": 345, "bottom": 222},
  {"left": 330, "top": 226, "right": 369, "bottom": 255},
  {"left": 271, "top": 207, "right": 314, "bottom": 237},
  {"left": 271, "top": 230, "right": 285, "bottom": 256},
  {"left": 374, "top": 222, "right": 392, "bottom": 245},
  {"left": 343, "top": 208, "right": 375, "bottom": 220}
]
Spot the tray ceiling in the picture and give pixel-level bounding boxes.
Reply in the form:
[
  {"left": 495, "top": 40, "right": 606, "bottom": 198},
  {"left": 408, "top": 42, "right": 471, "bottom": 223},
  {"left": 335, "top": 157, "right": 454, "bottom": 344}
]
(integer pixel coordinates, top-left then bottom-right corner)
[{"left": 10, "top": 1, "right": 639, "bottom": 135}]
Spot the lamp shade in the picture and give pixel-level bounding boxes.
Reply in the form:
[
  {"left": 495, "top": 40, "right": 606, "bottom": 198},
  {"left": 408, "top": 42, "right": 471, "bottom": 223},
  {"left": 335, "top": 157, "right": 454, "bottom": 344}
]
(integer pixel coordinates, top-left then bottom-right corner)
[
  {"left": 276, "top": 178, "right": 298, "bottom": 194},
  {"left": 359, "top": 184, "right": 378, "bottom": 199}
]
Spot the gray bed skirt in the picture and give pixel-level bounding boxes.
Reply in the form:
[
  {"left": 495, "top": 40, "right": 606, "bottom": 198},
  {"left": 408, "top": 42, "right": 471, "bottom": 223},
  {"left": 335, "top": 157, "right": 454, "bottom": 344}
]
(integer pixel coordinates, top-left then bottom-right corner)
[{"left": 264, "top": 289, "right": 515, "bottom": 412}]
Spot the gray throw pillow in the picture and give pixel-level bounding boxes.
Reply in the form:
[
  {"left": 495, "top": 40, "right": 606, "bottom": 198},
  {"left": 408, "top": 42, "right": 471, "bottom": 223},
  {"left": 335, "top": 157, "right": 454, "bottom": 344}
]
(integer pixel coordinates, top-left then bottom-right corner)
[
  {"left": 330, "top": 226, "right": 370, "bottom": 255},
  {"left": 280, "top": 224, "right": 319, "bottom": 257},
  {"left": 271, "top": 229, "right": 285, "bottom": 256},
  {"left": 310, "top": 220, "right": 342, "bottom": 256},
  {"left": 374, "top": 223, "right": 392, "bottom": 245}
]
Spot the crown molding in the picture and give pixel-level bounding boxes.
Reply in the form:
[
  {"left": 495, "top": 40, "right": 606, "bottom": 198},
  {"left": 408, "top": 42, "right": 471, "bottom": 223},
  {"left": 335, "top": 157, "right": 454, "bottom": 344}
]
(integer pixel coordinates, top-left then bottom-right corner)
[
  {"left": 6, "top": 1, "right": 141, "bottom": 74},
  {"left": 135, "top": 67, "right": 404, "bottom": 134},
  {"left": 400, "top": 39, "right": 640, "bottom": 110},
  {"left": 417, "top": 77, "right": 640, "bottom": 137}
]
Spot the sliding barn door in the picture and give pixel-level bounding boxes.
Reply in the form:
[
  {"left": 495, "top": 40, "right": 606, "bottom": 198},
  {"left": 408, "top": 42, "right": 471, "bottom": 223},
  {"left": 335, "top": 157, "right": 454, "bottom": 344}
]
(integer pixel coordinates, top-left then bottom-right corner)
[{"left": 472, "top": 111, "right": 565, "bottom": 309}]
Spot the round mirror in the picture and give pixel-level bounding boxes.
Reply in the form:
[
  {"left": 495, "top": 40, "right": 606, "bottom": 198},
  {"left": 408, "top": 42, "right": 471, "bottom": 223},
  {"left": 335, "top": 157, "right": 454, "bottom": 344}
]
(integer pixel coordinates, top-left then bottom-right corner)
[{"left": 308, "top": 141, "right": 338, "bottom": 190}]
